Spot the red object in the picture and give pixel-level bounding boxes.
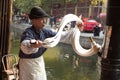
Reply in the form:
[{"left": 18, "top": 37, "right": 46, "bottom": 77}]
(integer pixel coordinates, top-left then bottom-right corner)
[{"left": 83, "top": 19, "right": 99, "bottom": 32}]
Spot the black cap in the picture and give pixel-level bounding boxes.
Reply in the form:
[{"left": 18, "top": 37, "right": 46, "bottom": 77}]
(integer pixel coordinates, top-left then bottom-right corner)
[{"left": 29, "top": 6, "right": 49, "bottom": 19}]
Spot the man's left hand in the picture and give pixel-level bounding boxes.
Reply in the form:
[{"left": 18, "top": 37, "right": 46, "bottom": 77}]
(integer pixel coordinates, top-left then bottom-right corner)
[{"left": 77, "top": 22, "right": 84, "bottom": 31}]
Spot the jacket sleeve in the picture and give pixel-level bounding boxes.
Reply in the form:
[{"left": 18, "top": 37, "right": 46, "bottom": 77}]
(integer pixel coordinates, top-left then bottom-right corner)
[{"left": 20, "top": 40, "right": 39, "bottom": 54}]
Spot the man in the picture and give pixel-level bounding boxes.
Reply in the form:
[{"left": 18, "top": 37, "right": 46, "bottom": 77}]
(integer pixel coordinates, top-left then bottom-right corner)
[
  {"left": 93, "top": 24, "right": 100, "bottom": 37},
  {"left": 18, "top": 6, "right": 83, "bottom": 80}
]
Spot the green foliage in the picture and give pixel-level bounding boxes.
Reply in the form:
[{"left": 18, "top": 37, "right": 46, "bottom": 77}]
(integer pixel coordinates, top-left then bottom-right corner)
[
  {"left": 13, "top": 0, "right": 42, "bottom": 13},
  {"left": 40, "top": 0, "right": 51, "bottom": 13},
  {"left": 90, "top": 0, "right": 102, "bottom": 6},
  {"left": 13, "top": 0, "right": 103, "bottom": 14}
]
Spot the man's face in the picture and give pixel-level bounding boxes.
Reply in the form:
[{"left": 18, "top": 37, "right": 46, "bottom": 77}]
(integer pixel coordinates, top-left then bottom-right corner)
[{"left": 32, "top": 17, "right": 47, "bottom": 30}]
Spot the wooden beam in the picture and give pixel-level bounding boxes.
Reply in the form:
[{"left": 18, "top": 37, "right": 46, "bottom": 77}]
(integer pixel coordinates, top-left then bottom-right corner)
[{"left": 0, "top": 0, "right": 12, "bottom": 79}]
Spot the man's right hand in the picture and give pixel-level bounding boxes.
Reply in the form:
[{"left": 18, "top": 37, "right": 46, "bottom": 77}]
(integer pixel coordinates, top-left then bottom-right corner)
[{"left": 30, "top": 40, "right": 43, "bottom": 48}]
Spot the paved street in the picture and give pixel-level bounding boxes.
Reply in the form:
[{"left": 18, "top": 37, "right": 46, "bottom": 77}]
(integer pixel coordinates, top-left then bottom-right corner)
[{"left": 12, "top": 23, "right": 104, "bottom": 39}]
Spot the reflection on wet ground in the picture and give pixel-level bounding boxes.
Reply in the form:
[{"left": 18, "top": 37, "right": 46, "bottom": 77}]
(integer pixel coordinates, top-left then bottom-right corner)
[{"left": 44, "top": 43, "right": 100, "bottom": 80}]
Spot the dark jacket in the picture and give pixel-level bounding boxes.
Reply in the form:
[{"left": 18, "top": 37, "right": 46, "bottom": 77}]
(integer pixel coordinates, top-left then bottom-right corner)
[
  {"left": 93, "top": 25, "right": 100, "bottom": 36},
  {"left": 19, "top": 26, "right": 56, "bottom": 58}
]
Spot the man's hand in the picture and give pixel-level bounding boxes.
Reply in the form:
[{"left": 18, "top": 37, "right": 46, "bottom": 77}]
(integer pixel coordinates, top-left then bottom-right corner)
[
  {"left": 76, "top": 15, "right": 84, "bottom": 31},
  {"left": 30, "top": 40, "right": 43, "bottom": 48},
  {"left": 77, "top": 22, "right": 84, "bottom": 31}
]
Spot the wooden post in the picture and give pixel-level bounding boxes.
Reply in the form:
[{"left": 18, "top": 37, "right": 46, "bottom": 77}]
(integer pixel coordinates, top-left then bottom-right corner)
[
  {"left": 0, "top": 0, "right": 12, "bottom": 79},
  {"left": 64, "top": 0, "right": 66, "bottom": 15},
  {"left": 74, "top": 0, "right": 78, "bottom": 15},
  {"left": 50, "top": 0, "right": 53, "bottom": 15}
]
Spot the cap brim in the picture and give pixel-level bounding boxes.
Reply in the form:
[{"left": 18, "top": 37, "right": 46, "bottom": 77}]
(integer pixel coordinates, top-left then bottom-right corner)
[{"left": 29, "top": 13, "right": 49, "bottom": 19}]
